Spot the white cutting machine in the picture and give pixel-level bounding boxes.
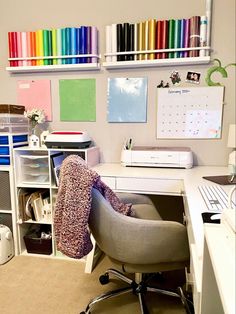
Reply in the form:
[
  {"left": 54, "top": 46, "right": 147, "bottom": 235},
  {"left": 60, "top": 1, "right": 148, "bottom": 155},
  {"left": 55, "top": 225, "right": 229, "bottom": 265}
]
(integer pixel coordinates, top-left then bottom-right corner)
[
  {"left": 45, "top": 131, "right": 92, "bottom": 149},
  {"left": 121, "top": 146, "right": 193, "bottom": 169}
]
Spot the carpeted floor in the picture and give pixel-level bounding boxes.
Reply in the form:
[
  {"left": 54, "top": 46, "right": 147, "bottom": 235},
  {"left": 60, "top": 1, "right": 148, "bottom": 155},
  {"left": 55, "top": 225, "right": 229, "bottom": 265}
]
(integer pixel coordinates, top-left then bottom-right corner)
[{"left": 0, "top": 254, "right": 187, "bottom": 314}]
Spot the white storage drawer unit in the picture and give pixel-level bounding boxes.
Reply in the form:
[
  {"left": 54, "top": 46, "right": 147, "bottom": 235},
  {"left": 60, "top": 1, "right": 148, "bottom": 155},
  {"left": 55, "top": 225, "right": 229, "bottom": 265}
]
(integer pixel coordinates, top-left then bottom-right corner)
[
  {"left": 19, "top": 155, "right": 49, "bottom": 185},
  {"left": 14, "top": 150, "right": 50, "bottom": 186}
]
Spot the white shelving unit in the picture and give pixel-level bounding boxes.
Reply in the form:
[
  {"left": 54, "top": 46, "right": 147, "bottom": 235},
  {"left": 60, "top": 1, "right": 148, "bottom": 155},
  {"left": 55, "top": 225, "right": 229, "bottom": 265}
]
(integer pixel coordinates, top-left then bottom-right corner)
[
  {"left": 13, "top": 146, "right": 100, "bottom": 273},
  {"left": 0, "top": 165, "right": 18, "bottom": 254},
  {"left": 0, "top": 132, "right": 28, "bottom": 256}
]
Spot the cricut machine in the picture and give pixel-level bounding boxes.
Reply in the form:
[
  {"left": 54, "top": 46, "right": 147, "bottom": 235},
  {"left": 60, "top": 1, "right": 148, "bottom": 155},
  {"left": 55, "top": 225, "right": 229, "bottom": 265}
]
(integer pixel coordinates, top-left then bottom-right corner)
[
  {"left": 45, "top": 131, "right": 92, "bottom": 149},
  {"left": 121, "top": 146, "right": 193, "bottom": 169}
]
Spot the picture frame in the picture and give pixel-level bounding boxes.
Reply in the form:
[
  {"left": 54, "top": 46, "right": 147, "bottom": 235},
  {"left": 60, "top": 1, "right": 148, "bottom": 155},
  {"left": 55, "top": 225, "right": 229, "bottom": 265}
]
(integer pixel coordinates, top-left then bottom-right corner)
[
  {"left": 186, "top": 71, "right": 201, "bottom": 84},
  {"left": 50, "top": 152, "right": 65, "bottom": 186},
  {"left": 33, "top": 197, "right": 44, "bottom": 221}
]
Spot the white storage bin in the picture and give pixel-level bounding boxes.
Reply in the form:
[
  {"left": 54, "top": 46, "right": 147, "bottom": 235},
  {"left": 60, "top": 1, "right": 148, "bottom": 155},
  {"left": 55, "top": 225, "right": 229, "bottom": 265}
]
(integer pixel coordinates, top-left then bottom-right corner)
[
  {"left": 0, "top": 125, "right": 28, "bottom": 133},
  {"left": 0, "top": 114, "right": 28, "bottom": 124}
]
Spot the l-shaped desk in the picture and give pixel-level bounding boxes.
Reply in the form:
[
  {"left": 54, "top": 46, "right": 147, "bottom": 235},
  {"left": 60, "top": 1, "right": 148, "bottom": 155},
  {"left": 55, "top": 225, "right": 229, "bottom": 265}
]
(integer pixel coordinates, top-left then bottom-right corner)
[{"left": 90, "top": 163, "right": 235, "bottom": 314}]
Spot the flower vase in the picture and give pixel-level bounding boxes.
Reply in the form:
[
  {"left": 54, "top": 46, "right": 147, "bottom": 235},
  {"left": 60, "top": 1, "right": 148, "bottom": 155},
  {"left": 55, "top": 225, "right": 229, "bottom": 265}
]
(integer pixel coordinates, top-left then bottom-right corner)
[
  {"left": 31, "top": 127, "right": 36, "bottom": 136},
  {"left": 29, "top": 126, "right": 40, "bottom": 148}
]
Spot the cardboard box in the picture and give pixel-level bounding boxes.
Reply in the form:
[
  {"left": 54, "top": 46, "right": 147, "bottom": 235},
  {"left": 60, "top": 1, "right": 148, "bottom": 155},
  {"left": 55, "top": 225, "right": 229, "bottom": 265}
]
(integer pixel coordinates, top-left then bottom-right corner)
[{"left": 0, "top": 104, "right": 25, "bottom": 115}]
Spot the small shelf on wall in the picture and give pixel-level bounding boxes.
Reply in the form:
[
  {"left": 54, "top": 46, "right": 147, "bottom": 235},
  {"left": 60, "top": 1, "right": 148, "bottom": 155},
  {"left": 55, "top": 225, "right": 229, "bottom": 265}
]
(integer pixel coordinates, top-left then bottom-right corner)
[
  {"left": 103, "top": 56, "right": 211, "bottom": 69},
  {"left": 7, "top": 25, "right": 100, "bottom": 74},
  {"left": 6, "top": 54, "right": 101, "bottom": 73},
  {"left": 6, "top": 63, "right": 100, "bottom": 73},
  {"left": 103, "top": 47, "right": 211, "bottom": 69}
]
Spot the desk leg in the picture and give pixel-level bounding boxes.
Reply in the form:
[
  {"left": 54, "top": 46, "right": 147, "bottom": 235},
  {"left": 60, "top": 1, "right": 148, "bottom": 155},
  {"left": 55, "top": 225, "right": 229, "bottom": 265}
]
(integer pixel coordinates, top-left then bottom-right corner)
[
  {"left": 84, "top": 234, "right": 103, "bottom": 273},
  {"left": 200, "top": 238, "right": 224, "bottom": 314}
]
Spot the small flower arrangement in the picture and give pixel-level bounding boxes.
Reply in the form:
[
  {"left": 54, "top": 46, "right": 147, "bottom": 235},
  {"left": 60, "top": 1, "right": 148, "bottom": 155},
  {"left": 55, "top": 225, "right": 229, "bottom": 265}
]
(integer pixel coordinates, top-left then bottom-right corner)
[{"left": 24, "top": 108, "right": 46, "bottom": 129}]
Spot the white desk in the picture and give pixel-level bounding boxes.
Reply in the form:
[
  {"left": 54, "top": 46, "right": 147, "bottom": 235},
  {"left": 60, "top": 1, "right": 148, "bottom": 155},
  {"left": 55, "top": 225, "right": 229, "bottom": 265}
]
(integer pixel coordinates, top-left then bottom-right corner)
[{"left": 91, "top": 163, "right": 234, "bottom": 314}]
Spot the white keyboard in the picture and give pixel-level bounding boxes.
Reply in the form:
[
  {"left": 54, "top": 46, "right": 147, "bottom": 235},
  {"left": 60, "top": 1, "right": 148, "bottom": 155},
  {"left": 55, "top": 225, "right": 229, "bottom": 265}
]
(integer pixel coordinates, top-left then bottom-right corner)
[{"left": 198, "top": 185, "right": 235, "bottom": 212}]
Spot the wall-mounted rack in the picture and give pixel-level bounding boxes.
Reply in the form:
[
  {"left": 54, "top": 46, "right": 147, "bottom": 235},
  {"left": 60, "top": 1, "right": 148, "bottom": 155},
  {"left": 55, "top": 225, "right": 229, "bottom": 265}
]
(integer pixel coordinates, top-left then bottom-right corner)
[
  {"left": 103, "top": 47, "right": 211, "bottom": 69},
  {"left": 6, "top": 54, "right": 101, "bottom": 73}
]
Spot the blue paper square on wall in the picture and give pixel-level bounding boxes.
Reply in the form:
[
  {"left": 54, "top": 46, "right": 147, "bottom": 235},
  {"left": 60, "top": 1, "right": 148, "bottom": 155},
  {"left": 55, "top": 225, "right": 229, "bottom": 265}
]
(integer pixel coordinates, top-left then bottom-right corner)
[{"left": 107, "top": 77, "right": 148, "bottom": 122}]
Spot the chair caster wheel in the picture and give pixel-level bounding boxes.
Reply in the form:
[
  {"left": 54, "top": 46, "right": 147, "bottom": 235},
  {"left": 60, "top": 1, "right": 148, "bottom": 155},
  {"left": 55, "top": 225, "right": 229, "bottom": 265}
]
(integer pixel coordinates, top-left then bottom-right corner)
[{"left": 99, "top": 273, "right": 109, "bottom": 285}]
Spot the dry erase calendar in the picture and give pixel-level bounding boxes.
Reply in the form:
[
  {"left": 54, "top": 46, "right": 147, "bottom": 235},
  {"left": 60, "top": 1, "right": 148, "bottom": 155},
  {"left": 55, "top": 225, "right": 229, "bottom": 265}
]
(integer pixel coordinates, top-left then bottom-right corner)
[{"left": 156, "top": 86, "right": 224, "bottom": 139}]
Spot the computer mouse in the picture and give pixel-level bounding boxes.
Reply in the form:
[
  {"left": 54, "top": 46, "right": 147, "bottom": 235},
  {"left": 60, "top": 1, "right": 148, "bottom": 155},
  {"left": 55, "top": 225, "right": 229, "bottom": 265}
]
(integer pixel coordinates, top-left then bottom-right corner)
[{"left": 210, "top": 213, "right": 221, "bottom": 221}]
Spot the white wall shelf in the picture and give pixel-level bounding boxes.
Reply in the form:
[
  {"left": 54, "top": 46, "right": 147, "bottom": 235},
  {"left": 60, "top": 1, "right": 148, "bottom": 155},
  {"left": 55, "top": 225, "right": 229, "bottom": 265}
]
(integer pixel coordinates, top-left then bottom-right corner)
[
  {"left": 103, "top": 56, "right": 211, "bottom": 69},
  {"left": 6, "top": 63, "right": 100, "bottom": 73},
  {"left": 6, "top": 52, "right": 101, "bottom": 73},
  {"left": 104, "top": 0, "right": 212, "bottom": 71}
]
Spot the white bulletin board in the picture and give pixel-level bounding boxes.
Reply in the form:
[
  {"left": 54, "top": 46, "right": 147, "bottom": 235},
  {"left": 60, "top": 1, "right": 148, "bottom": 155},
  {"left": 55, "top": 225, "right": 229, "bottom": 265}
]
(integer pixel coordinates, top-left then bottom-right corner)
[{"left": 156, "top": 86, "right": 224, "bottom": 139}]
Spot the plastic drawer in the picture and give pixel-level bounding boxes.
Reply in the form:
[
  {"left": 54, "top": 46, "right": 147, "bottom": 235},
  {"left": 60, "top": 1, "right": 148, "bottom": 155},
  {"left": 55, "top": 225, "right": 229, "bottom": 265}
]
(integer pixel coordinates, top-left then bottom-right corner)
[
  {"left": 12, "top": 134, "right": 28, "bottom": 143},
  {"left": 0, "top": 146, "right": 10, "bottom": 155},
  {"left": 0, "top": 135, "right": 9, "bottom": 145},
  {"left": 0, "top": 125, "right": 28, "bottom": 133},
  {"left": 0, "top": 114, "right": 28, "bottom": 124},
  {"left": 0, "top": 156, "right": 10, "bottom": 165},
  {"left": 22, "top": 173, "right": 49, "bottom": 184}
]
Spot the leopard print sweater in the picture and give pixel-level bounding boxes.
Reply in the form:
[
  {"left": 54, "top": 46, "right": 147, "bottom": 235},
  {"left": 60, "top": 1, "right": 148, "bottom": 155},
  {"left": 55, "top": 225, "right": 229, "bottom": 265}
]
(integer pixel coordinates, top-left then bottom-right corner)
[{"left": 54, "top": 155, "right": 133, "bottom": 259}]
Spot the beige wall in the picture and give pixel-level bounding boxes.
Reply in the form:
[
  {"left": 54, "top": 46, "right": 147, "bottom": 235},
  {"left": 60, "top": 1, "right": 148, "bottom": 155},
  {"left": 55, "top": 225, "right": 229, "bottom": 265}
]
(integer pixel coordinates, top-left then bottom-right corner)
[{"left": 0, "top": 0, "right": 235, "bottom": 165}]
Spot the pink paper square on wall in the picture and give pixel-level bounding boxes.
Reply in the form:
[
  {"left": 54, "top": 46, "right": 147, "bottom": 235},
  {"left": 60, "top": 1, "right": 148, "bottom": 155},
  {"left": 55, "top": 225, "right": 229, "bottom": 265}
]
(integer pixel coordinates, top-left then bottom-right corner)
[{"left": 17, "top": 79, "right": 52, "bottom": 121}]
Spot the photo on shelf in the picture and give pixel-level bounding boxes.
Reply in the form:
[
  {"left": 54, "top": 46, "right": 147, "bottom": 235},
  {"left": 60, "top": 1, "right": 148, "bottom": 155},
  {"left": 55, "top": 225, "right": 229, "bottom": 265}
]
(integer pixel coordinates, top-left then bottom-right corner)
[
  {"left": 33, "top": 196, "right": 44, "bottom": 221},
  {"left": 50, "top": 152, "right": 66, "bottom": 186}
]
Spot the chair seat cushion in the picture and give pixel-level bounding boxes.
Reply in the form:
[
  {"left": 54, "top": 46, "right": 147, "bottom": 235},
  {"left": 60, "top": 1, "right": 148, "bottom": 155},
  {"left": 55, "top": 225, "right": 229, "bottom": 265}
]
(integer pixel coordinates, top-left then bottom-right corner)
[
  {"left": 116, "top": 192, "right": 162, "bottom": 220},
  {"left": 133, "top": 203, "right": 162, "bottom": 220}
]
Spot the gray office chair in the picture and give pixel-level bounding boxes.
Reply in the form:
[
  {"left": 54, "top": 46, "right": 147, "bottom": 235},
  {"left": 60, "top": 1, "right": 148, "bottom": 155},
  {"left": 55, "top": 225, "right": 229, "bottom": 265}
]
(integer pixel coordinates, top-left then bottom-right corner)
[{"left": 81, "top": 188, "right": 190, "bottom": 314}]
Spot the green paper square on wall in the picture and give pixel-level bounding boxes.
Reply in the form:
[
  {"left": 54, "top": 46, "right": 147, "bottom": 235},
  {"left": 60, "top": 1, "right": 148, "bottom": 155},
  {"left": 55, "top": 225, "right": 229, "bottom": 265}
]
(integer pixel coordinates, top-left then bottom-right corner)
[{"left": 59, "top": 79, "right": 96, "bottom": 121}]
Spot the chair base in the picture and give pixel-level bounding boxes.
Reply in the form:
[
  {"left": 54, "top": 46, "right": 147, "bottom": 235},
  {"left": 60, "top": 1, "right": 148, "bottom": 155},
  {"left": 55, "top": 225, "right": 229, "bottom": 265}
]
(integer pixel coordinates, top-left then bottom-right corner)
[{"left": 80, "top": 268, "right": 192, "bottom": 314}]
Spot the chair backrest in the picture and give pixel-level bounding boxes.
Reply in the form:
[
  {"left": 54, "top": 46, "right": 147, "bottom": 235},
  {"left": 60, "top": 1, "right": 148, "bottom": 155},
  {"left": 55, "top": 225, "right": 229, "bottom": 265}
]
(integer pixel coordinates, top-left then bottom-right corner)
[{"left": 89, "top": 188, "right": 129, "bottom": 261}]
